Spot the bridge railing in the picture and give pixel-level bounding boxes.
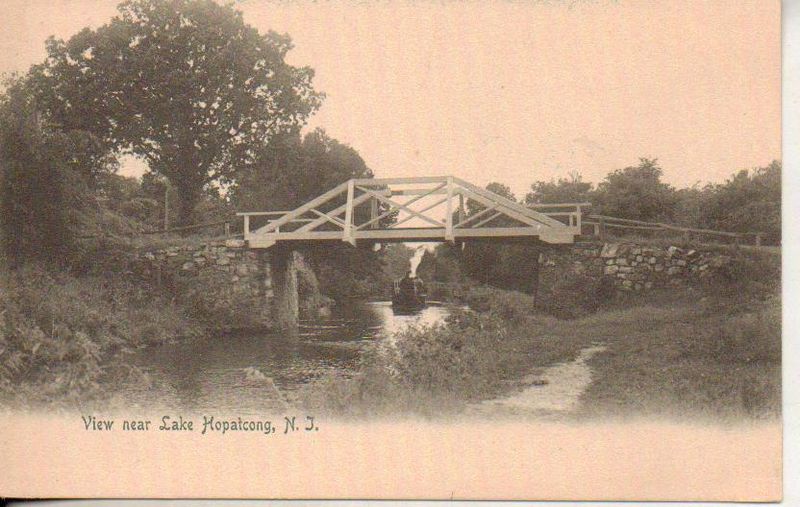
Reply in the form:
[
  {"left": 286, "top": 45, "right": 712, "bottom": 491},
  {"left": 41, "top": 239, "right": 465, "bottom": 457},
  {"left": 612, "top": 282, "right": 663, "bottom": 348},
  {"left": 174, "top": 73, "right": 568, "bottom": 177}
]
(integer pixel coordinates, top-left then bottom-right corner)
[
  {"left": 581, "top": 214, "right": 766, "bottom": 247},
  {"left": 528, "top": 202, "right": 591, "bottom": 231}
]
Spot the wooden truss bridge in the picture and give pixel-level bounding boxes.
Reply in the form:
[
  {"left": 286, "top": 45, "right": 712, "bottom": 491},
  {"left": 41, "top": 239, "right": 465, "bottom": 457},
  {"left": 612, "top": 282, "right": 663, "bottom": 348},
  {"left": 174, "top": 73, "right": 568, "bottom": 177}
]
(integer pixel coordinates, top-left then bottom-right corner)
[{"left": 239, "top": 176, "right": 584, "bottom": 249}]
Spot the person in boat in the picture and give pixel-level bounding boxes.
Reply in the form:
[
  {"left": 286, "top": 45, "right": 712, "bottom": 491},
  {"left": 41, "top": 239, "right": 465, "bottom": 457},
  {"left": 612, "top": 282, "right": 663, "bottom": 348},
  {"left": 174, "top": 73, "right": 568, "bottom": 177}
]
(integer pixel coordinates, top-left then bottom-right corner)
[
  {"left": 399, "top": 271, "right": 416, "bottom": 295},
  {"left": 413, "top": 276, "right": 425, "bottom": 295}
]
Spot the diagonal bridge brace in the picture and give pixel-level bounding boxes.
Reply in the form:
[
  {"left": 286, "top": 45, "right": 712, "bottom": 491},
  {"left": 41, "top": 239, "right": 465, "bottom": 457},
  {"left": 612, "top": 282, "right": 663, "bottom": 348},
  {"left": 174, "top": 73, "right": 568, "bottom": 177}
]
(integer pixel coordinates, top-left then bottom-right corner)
[{"left": 355, "top": 185, "right": 446, "bottom": 228}]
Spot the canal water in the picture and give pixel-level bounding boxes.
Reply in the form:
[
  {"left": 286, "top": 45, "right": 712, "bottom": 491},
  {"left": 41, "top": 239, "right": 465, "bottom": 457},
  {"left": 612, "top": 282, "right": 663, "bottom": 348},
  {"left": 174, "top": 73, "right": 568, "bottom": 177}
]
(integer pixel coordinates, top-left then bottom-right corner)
[{"left": 122, "top": 301, "right": 453, "bottom": 415}]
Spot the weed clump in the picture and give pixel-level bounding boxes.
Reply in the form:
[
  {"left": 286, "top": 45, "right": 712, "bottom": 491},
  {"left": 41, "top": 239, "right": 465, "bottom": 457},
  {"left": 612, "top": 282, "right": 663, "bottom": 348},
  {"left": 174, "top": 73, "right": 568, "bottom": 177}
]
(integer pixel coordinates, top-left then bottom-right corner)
[{"left": 0, "top": 265, "right": 202, "bottom": 409}]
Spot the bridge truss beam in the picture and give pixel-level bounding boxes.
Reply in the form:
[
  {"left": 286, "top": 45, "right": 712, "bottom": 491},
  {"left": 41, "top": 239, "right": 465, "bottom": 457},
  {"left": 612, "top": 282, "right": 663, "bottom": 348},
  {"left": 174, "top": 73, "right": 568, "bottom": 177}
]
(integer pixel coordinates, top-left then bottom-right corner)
[{"left": 238, "top": 176, "right": 583, "bottom": 249}]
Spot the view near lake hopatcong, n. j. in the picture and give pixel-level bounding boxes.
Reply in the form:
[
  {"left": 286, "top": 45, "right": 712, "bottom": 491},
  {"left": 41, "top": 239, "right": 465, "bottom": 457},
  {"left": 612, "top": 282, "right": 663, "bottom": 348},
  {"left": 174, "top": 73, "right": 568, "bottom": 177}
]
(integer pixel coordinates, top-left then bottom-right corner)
[{"left": 0, "top": 0, "right": 781, "bottom": 425}]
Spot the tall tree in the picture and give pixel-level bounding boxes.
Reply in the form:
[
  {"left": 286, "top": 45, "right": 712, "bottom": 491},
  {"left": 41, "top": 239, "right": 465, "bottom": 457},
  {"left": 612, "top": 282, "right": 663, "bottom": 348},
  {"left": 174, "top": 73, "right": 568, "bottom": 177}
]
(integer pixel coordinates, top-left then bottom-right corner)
[
  {"left": 30, "top": 0, "right": 322, "bottom": 223},
  {"left": 593, "top": 158, "right": 677, "bottom": 221},
  {"left": 232, "top": 128, "right": 373, "bottom": 212},
  {"left": 699, "top": 161, "right": 781, "bottom": 244},
  {"left": 525, "top": 171, "right": 593, "bottom": 205},
  {"left": 0, "top": 78, "right": 109, "bottom": 267}
]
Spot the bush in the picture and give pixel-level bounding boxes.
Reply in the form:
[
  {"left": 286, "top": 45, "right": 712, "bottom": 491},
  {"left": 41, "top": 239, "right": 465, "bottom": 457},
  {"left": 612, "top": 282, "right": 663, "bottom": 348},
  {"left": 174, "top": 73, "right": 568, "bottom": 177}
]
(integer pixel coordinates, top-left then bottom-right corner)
[
  {"left": 0, "top": 266, "right": 203, "bottom": 409},
  {"left": 686, "top": 296, "right": 781, "bottom": 365},
  {"left": 464, "top": 286, "right": 536, "bottom": 325},
  {"left": 303, "top": 319, "right": 505, "bottom": 417},
  {"left": 536, "top": 270, "right": 606, "bottom": 319},
  {"left": 695, "top": 252, "right": 780, "bottom": 305}
]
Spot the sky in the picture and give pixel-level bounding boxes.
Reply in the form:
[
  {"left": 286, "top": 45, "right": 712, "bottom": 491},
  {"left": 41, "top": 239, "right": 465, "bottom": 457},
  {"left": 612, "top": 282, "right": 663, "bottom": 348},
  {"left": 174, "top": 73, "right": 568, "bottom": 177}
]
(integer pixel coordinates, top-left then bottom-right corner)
[{"left": 0, "top": 0, "right": 781, "bottom": 199}]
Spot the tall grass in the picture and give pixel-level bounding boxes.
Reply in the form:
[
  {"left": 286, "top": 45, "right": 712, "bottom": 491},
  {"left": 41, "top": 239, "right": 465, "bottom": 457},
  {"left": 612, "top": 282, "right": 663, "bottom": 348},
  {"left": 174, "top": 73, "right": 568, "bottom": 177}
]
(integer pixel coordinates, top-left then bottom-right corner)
[
  {"left": 0, "top": 265, "right": 203, "bottom": 409},
  {"left": 301, "top": 287, "right": 590, "bottom": 418},
  {"left": 302, "top": 281, "right": 780, "bottom": 421}
]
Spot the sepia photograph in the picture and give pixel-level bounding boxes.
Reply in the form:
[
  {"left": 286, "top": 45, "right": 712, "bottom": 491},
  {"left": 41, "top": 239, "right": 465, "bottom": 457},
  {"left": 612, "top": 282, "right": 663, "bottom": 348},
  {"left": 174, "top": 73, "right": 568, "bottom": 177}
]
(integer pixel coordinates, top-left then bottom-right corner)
[{"left": 0, "top": 0, "right": 784, "bottom": 500}]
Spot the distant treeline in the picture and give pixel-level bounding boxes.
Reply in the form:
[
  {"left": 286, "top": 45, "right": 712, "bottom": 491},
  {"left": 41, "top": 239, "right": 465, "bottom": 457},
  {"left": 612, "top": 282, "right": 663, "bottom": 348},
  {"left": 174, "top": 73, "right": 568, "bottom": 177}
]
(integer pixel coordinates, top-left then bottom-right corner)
[
  {"left": 524, "top": 158, "right": 781, "bottom": 245},
  {"left": 416, "top": 158, "right": 780, "bottom": 295}
]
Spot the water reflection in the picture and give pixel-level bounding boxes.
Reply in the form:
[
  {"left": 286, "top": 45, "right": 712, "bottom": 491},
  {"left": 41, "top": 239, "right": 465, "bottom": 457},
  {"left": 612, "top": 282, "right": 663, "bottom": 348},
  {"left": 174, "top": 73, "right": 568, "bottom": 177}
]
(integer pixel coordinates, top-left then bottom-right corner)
[{"left": 125, "top": 301, "right": 453, "bottom": 414}]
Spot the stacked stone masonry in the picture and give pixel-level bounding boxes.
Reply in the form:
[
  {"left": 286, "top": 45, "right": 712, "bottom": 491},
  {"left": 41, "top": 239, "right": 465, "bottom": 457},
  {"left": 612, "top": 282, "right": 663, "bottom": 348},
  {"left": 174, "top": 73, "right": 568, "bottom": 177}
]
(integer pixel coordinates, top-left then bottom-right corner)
[
  {"left": 131, "top": 239, "right": 273, "bottom": 327},
  {"left": 541, "top": 241, "right": 732, "bottom": 291}
]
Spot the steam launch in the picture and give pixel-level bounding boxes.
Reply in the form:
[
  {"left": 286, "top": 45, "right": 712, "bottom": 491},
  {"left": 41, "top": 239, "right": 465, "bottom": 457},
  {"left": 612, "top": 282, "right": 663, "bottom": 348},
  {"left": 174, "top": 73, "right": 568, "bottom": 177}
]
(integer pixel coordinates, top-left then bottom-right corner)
[{"left": 392, "top": 246, "right": 428, "bottom": 312}]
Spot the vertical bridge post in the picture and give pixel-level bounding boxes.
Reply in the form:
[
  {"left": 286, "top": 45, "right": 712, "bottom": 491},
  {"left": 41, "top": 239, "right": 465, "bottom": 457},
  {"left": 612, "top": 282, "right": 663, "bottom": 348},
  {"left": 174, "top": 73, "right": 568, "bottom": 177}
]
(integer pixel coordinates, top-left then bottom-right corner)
[
  {"left": 343, "top": 179, "right": 356, "bottom": 246},
  {"left": 445, "top": 176, "right": 454, "bottom": 242}
]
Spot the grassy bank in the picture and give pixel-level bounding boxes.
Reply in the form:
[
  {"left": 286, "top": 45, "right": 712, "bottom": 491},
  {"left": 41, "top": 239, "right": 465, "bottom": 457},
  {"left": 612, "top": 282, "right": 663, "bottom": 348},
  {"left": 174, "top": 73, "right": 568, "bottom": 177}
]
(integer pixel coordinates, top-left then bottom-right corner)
[
  {"left": 579, "top": 295, "right": 780, "bottom": 421},
  {"left": 302, "top": 283, "right": 780, "bottom": 421},
  {"left": 0, "top": 266, "right": 204, "bottom": 410}
]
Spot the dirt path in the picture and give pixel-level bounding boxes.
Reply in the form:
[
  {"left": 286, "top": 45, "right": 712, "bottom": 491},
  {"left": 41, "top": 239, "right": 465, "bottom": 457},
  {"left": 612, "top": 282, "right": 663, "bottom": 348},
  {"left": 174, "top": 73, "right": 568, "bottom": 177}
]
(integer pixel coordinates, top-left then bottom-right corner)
[{"left": 467, "top": 344, "right": 607, "bottom": 418}]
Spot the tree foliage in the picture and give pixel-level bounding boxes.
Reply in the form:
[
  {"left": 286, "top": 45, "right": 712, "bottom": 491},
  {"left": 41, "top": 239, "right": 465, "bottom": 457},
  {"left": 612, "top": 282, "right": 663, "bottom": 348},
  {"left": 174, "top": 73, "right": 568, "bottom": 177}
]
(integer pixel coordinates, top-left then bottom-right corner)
[
  {"left": 593, "top": 158, "right": 677, "bottom": 221},
  {"left": 231, "top": 128, "right": 372, "bottom": 212},
  {"left": 525, "top": 171, "right": 593, "bottom": 205},
  {"left": 0, "top": 77, "right": 113, "bottom": 268},
  {"left": 30, "top": 0, "right": 322, "bottom": 223},
  {"left": 699, "top": 160, "right": 781, "bottom": 244}
]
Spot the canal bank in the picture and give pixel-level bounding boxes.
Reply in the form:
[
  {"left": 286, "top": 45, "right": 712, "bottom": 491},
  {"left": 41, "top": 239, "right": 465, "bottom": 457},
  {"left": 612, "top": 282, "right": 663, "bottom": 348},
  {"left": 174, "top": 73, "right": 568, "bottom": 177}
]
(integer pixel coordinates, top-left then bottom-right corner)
[{"left": 120, "top": 300, "right": 458, "bottom": 416}]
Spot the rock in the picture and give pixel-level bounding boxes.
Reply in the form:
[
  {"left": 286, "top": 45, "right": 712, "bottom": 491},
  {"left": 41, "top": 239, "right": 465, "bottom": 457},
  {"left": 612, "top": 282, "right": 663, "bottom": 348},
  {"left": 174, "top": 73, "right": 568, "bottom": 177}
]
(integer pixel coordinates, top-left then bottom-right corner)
[
  {"left": 181, "top": 262, "right": 195, "bottom": 271},
  {"left": 632, "top": 248, "right": 641, "bottom": 255},
  {"left": 235, "top": 264, "right": 250, "bottom": 276},
  {"left": 676, "top": 259, "right": 687, "bottom": 266},
  {"left": 667, "top": 266, "right": 682, "bottom": 275},
  {"left": 226, "top": 239, "right": 246, "bottom": 248},
  {"left": 649, "top": 257, "right": 657, "bottom": 264},
  {"left": 600, "top": 243, "right": 620, "bottom": 258},
  {"left": 144, "top": 252, "right": 156, "bottom": 261},
  {"left": 617, "top": 258, "right": 628, "bottom": 266},
  {"left": 619, "top": 266, "right": 634, "bottom": 273},
  {"left": 644, "top": 281, "right": 653, "bottom": 289},
  {"left": 622, "top": 280, "right": 633, "bottom": 288},
  {"left": 634, "top": 283, "right": 643, "bottom": 291},
  {"left": 654, "top": 264, "right": 664, "bottom": 272},
  {"left": 216, "top": 257, "right": 230, "bottom": 266},
  {"left": 636, "top": 255, "right": 643, "bottom": 262},
  {"left": 606, "top": 259, "right": 615, "bottom": 265},
  {"left": 604, "top": 265, "right": 619, "bottom": 275}
]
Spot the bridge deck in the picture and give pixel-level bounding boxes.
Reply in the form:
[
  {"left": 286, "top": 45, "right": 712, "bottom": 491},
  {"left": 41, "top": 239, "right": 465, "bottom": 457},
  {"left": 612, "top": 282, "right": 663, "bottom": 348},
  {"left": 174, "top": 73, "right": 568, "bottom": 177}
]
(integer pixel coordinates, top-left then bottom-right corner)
[{"left": 239, "top": 176, "right": 586, "bottom": 249}]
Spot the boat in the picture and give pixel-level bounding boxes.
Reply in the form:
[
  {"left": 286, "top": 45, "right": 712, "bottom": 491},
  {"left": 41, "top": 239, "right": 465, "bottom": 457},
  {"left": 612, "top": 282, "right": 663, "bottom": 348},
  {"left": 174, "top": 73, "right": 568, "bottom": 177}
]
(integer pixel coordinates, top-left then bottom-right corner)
[{"left": 391, "top": 276, "right": 427, "bottom": 312}]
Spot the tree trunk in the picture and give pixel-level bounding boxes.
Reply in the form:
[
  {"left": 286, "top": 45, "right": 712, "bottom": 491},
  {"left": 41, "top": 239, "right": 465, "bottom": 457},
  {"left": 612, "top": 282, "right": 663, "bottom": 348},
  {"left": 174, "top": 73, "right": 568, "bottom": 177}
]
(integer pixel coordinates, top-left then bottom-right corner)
[{"left": 175, "top": 185, "right": 201, "bottom": 227}]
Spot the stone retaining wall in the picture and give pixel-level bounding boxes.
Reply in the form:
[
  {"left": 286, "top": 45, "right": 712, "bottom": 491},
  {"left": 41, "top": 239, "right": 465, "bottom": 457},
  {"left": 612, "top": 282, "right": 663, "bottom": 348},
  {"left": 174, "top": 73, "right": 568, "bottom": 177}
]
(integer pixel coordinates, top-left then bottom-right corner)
[
  {"left": 541, "top": 241, "right": 732, "bottom": 292},
  {"left": 131, "top": 239, "right": 273, "bottom": 329}
]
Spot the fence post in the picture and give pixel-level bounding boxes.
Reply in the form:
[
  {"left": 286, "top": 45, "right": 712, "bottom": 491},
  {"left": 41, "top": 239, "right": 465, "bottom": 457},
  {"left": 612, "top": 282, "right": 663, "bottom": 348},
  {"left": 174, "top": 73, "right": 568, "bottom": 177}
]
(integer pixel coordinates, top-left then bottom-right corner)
[
  {"left": 598, "top": 216, "right": 606, "bottom": 241},
  {"left": 755, "top": 234, "right": 762, "bottom": 247},
  {"left": 224, "top": 222, "right": 231, "bottom": 238}
]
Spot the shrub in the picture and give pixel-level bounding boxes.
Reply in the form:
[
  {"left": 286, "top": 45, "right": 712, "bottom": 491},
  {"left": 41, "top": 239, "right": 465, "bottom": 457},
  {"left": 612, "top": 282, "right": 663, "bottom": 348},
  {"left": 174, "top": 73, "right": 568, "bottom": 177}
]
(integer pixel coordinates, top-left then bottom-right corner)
[
  {"left": 685, "top": 296, "right": 781, "bottom": 365},
  {"left": 695, "top": 252, "right": 780, "bottom": 306},
  {"left": 0, "top": 266, "right": 203, "bottom": 409},
  {"left": 464, "top": 286, "right": 537, "bottom": 325},
  {"left": 536, "top": 270, "right": 604, "bottom": 319}
]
